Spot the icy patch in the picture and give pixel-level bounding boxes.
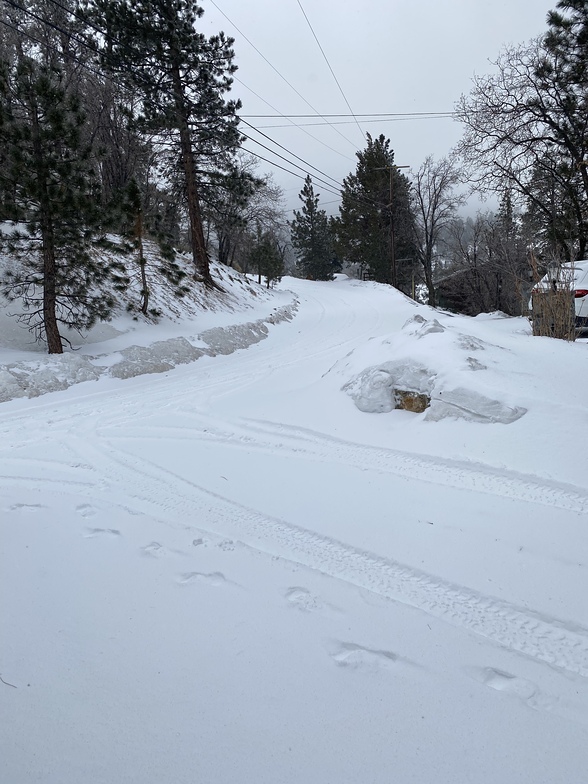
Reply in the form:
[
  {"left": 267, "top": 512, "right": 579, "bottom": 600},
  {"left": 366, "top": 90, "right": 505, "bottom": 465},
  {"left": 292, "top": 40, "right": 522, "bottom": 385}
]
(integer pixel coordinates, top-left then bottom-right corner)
[
  {"left": 199, "top": 304, "right": 295, "bottom": 355},
  {"left": 200, "top": 322, "right": 269, "bottom": 355},
  {"left": 0, "top": 355, "right": 102, "bottom": 400},
  {"left": 0, "top": 369, "right": 27, "bottom": 402},
  {"left": 109, "top": 337, "right": 206, "bottom": 379}
]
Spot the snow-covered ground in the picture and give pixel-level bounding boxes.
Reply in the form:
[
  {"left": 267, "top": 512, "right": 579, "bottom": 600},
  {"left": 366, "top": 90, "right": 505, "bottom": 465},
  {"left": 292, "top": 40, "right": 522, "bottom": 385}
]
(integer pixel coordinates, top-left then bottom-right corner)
[{"left": 1, "top": 271, "right": 588, "bottom": 784}]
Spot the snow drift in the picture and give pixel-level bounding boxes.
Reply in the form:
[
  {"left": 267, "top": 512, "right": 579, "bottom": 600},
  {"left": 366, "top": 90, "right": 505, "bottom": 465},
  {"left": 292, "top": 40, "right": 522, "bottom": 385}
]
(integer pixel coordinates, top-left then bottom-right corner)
[{"left": 341, "top": 314, "right": 527, "bottom": 423}]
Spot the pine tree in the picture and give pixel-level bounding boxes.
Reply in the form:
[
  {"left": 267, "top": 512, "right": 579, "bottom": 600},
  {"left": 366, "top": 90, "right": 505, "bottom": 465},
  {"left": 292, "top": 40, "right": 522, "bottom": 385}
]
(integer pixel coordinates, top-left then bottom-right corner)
[
  {"left": 87, "top": 0, "right": 241, "bottom": 287},
  {"left": 111, "top": 177, "right": 189, "bottom": 318},
  {"left": 334, "top": 134, "right": 414, "bottom": 287},
  {"left": 249, "top": 231, "right": 284, "bottom": 289},
  {"left": 0, "top": 54, "right": 124, "bottom": 353},
  {"left": 203, "top": 157, "right": 263, "bottom": 268},
  {"left": 290, "top": 176, "right": 335, "bottom": 280},
  {"left": 538, "top": 0, "right": 588, "bottom": 257}
]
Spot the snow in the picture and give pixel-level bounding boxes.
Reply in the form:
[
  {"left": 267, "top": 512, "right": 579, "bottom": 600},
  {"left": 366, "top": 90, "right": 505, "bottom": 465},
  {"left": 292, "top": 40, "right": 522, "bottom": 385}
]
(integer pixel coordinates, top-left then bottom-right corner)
[
  {"left": 340, "top": 314, "right": 527, "bottom": 421},
  {"left": 1, "top": 270, "right": 588, "bottom": 784}
]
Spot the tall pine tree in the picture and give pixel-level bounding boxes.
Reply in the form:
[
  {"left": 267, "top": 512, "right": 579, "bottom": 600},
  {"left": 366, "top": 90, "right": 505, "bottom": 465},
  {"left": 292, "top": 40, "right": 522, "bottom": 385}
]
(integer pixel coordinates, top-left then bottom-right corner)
[
  {"left": 290, "top": 176, "right": 335, "bottom": 280},
  {"left": 87, "top": 0, "right": 241, "bottom": 287},
  {"left": 0, "top": 53, "right": 123, "bottom": 353},
  {"left": 334, "top": 134, "right": 414, "bottom": 287}
]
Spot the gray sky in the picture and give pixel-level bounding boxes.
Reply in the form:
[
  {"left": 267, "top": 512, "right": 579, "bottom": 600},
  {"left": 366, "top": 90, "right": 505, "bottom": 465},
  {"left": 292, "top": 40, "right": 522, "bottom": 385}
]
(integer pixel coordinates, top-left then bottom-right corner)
[{"left": 202, "top": 0, "right": 556, "bottom": 216}]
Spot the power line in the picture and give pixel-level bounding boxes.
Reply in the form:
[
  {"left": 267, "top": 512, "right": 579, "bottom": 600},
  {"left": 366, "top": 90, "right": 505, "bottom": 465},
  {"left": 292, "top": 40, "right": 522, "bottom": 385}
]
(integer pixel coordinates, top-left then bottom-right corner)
[
  {"left": 296, "top": 0, "right": 364, "bottom": 142},
  {"left": 0, "top": 12, "right": 386, "bottom": 216},
  {"left": 240, "top": 118, "right": 344, "bottom": 189},
  {"left": 240, "top": 144, "right": 393, "bottom": 216},
  {"left": 0, "top": 3, "right": 355, "bottom": 187},
  {"left": 208, "top": 0, "right": 359, "bottom": 152},
  {"left": 257, "top": 116, "right": 452, "bottom": 129},
  {"left": 9, "top": 0, "right": 358, "bottom": 170},
  {"left": 0, "top": 9, "right": 341, "bottom": 199},
  {"left": 240, "top": 133, "right": 343, "bottom": 194},
  {"left": 46, "top": 0, "right": 111, "bottom": 41},
  {"left": 240, "top": 146, "right": 341, "bottom": 198},
  {"left": 242, "top": 112, "right": 454, "bottom": 118},
  {"left": 234, "top": 75, "right": 355, "bottom": 162},
  {"left": 2, "top": 0, "right": 93, "bottom": 58},
  {"left": 0, "top": 2, "right": 383, "bottom": 215}
]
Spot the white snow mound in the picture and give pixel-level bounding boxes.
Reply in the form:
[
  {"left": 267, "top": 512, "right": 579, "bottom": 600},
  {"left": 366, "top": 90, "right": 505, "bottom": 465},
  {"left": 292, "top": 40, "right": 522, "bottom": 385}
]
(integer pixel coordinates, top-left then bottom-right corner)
[{"left": 341, "top": 315, "right": 527, "bottom": 424}]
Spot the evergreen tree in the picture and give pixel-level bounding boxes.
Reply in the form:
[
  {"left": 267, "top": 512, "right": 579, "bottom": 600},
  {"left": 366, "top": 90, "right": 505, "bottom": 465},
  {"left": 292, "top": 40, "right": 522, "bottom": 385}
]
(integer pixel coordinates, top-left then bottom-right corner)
[
  {"left": 0, "top": 54, "right": 124, "bottom": 353},
  {"left": 334, "top": 134, "right": 414, "bottom": 287},
  {"left": 290, "top": 176, "right": 335, "bottom": 280},
  {"left": 86, "top": 0, "right": 241, "bottom": 287},
  {"left": 249, "top": 231, "right": 284, "bottom": 289},
  {"left": 203, "top": 157, "right": 263, "bottom": 268},
  {"left": 203, "top": 157, "right": 287, "bottom": 273}
]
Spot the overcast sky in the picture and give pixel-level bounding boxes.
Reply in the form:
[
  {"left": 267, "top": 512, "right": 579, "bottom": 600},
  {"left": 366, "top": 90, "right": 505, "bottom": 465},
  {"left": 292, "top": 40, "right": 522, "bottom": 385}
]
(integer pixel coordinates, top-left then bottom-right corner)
[{"left": 202, "top": 0, "right": 556, "bottom": 216}]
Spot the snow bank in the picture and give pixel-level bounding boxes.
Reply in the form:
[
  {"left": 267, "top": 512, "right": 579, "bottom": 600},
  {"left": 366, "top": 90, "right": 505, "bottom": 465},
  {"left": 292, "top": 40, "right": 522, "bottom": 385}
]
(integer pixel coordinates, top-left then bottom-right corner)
[
  {"left": 110, "top": 337, "right": 206, "bottom": 379},
  {"left": 0, "top": 354, "right": 102, "bottom": 402},
  {"left": 0, "top": 302, "right": 298, "bottom": 401},
  {"left": 341, "top": 314, "right": 527, "bottom": 424}
]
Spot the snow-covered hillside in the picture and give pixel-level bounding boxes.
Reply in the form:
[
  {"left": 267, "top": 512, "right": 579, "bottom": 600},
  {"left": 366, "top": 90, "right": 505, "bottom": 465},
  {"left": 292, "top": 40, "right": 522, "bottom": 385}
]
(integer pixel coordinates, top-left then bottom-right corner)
[{"left": 1, "top": 270, "right": 588, "bottom": 784}]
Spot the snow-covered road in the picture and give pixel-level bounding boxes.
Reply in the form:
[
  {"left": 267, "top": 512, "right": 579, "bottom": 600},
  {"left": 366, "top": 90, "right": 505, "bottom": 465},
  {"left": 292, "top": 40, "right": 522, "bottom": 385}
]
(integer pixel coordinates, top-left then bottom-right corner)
[{"left": 2, "top": 277, "right": 588, "bottom": 783}]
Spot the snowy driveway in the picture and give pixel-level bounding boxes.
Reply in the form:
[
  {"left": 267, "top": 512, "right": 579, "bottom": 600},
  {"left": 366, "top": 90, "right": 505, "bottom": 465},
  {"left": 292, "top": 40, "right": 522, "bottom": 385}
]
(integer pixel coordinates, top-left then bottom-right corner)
[{"left": 2, "top": 277, "right": 588, "bottom": 783}]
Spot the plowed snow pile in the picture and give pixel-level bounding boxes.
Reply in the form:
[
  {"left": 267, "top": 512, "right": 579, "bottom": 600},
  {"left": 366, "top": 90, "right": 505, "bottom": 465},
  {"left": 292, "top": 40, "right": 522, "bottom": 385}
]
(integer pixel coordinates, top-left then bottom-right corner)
[{"left": 340, "top": 314, "right": 527, "bottom": 422}]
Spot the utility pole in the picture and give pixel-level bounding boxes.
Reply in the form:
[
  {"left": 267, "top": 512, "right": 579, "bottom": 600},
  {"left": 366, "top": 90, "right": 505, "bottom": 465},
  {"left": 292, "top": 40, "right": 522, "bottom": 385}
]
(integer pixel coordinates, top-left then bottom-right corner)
[{"left": 376, "top": 164, "right": 409, "bottom": 288}]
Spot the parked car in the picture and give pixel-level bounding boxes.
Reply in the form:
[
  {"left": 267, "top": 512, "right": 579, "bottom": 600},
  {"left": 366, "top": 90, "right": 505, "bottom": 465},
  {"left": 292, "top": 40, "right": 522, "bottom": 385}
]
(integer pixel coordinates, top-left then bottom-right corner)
[{"left": 530, "top": 260, "right": 588, "bottom": 333}]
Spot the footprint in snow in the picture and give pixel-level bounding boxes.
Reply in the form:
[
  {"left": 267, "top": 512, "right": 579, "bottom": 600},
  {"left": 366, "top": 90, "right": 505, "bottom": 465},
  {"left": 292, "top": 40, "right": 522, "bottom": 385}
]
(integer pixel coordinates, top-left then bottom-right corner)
[
  {"left": 176, "top": 571, "right": 227, "bottom": 587},
  {"left": 76, "top": 504, "right": 97, "bottom": 518},
  {"left": 468, "top": 667, "right": 559, "bottom": 712},
  {"left": 141, "top": 541, "right": 167, "bottom": 557},
  {"left": 330, "top": 642, "right": 399, "bottom": 672},
  {"left": 84, "top": 527, "right": 121, "bottom": 538},
  {"left": 8, "top": 503, "right": 46, "bottom": 513},
  {"left": 285, "top": 587, "right": 324, "bottom": 613}
]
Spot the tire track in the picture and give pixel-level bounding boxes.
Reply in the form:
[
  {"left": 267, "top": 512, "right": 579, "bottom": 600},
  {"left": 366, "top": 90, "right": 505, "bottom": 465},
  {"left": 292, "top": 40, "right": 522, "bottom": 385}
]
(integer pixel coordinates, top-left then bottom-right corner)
[
  {"left": 68, "top": 436, "right": 588, "bottom": 679},
  {"left": 99, "top": 414, "right": 588, "bottom": 515},
  {"left": 0, "top": 285, "right": 377, "bottom": 440}
]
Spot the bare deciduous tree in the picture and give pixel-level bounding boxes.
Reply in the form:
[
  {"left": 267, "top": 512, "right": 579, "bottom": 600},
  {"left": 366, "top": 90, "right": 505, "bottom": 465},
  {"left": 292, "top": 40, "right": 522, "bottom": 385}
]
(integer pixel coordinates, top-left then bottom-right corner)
[
  {"left": 455, "top": 17, "right": 588, "bottom": 259},
  {"left": 411, "top": 155, "right": 464, "bottom": 306}
]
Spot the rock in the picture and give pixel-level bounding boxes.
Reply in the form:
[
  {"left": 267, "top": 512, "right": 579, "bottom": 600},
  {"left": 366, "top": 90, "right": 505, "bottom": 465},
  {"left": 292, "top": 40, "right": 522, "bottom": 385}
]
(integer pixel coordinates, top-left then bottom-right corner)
[{"left": 394, "top": 390, "right": 430, "bottom": 413}]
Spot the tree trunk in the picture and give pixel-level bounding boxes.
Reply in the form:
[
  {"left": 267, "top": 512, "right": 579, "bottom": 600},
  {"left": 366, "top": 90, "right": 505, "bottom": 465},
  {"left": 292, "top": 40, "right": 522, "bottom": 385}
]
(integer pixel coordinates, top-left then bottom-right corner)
[
  {"left": 135, "top": 209, "right": 149, "bottom": 315},
  {"left": 421, "top": 241, "right": 437, "bottom": 307},
  {"left": 170, "top": 61, "right": 214, "bottom": 288},
  {"left": 41, "top": 220, "right": 63, "bottom": 354},
  {"left": 31, "top": 100, "right": 63, "bottom": 354},
  {"left": 424, "top": 264, "right": 436, "bottom": 307}
]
